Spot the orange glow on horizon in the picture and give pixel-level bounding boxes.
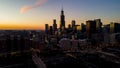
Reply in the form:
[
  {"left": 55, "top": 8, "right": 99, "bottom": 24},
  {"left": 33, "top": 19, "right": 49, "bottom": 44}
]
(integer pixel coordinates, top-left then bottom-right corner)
[
  {"left": 0, "top": 24, "right": 44, "bottom": 30},
  {"left": 0, "top": 18, "right": 112, "bottom": 30}
]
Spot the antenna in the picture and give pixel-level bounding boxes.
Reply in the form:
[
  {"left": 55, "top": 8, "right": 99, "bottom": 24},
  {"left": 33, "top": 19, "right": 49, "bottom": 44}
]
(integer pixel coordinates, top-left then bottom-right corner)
[{"left": 62, "top": 5, "right": 63, "bottom": 11}]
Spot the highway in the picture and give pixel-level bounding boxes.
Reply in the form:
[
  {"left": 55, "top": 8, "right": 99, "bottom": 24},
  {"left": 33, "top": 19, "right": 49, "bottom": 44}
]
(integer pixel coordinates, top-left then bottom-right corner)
[{"left": 32, "top": 53, "right": 46, "bottom": 68}]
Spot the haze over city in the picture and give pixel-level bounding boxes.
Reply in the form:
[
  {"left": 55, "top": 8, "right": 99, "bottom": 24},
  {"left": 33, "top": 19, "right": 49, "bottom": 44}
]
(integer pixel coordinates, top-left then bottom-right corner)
[{"left": 0, "top": 0, "right": 120, "bottom": 30}]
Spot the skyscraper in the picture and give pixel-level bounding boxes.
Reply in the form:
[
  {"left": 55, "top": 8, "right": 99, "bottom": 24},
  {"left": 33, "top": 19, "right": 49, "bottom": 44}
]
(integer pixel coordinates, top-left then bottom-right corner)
[
  {"left": 86, "top": 20, "right": 96, "bottom": 39},
  {"left": 94, "top": 19, "right": 102, "bottom": 33},
  {"left": 68, "top": 24, "right": 72, "bottom": 29},
  {"left": 45, "top": 24, "right": 49, "bottom": 34},
  {"left": 50, "top": 26, "right": 53, "bottom": 35},
  {"left": 53, "top": 19, "right": 57, "bottom": 33},
  {"left": 110, "top": 22, "right": 120, "bottom": 33},
  {"left": 81, "top": 23, "right": 86, "bottom": 33},
  {"left": 72, "top": 20, "right": 76, "bottom": 29},
  {"left": 60, "top": 8, "right": 65, "bottom": 30}
]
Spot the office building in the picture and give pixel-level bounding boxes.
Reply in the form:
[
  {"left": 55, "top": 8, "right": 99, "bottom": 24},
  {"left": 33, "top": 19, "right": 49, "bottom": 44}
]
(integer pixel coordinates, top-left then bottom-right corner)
[
  {"left": 72, "top": 20, "right": 76, "bottom": 30},
  {"left": 86, "top": 20, "right": 96, "bottom": 39},
  {"left": 60, "top": 9, "right": 66, "bottom": 30},
  {"left": 94, "top": 19, "right": 102, "bottom": 33},
  {"left": 50, "top": 26, "right": 53, "bottom": 35},
  {"left": 45, "top": 24, "right": 49, "bottom": 34},
  {"left": 53, "top": 19, "right": 57, "bottom": 34},
  {"left": 110, "top": 22, "right": 120, "bottom": 33}
]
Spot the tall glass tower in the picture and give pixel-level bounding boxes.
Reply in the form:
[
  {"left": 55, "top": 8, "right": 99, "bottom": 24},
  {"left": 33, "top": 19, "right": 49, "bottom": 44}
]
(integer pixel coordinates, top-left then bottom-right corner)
[{"left": 60, "top": 8, "right": 65, "bottom": 30}]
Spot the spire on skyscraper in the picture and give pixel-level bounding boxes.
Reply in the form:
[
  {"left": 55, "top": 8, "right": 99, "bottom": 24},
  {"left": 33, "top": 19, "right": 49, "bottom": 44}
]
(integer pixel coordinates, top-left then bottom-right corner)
[
  {"left": 61, "top": 6, "right": 64, "bottom": 15},
  {"left": 60, "top": 7, "right": 65, "bottom": 30}
]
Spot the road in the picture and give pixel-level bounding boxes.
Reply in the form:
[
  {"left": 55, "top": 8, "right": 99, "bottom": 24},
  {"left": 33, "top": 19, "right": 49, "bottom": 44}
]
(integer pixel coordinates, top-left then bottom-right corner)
[{"left": 32, "top": 53, "right": 46, "bottom": 68}]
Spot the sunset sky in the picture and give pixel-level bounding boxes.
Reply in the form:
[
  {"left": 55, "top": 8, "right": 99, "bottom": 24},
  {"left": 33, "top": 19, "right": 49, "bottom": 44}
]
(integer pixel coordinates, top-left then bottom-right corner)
[{"left": 0, "top": 0, "right": 120, "bottom": 30}]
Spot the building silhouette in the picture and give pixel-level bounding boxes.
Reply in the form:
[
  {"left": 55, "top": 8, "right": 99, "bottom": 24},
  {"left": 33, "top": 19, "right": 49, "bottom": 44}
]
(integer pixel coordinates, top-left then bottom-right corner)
[
  {"left": 86, "top": 20, "right": 96, "bottom": 39},
  {"left": 95, "top": 19, "right": 102, "bottom": 33},
  {"left": 110, "top": 22, "right": 120, "bottom": 33},
  {"left": 80, "top": 23, "right": 86, "bottom": 33},
  {"left": 68, "top": 24, "right": 72, "bottom": 29},
  {"left": 49, "top": 26, "right": 53, "bottom": 35},
  {"left": 60, "top": 9, "right": 65, "bottom": 31},
  {"left": 45, "top": 24, "right": 49, "bottom": 34},
  {"left": 72, "top": 20, "right": 76, "bottom": 30},
  {"left": 53, "top": 19, "right": 57, "bottom": 34}
]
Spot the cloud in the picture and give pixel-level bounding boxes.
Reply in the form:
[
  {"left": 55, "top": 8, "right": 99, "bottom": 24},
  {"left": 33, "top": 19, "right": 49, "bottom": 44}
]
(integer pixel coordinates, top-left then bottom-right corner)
[{"left": 20, "top": 0, "right": 47, "bottom": 14}]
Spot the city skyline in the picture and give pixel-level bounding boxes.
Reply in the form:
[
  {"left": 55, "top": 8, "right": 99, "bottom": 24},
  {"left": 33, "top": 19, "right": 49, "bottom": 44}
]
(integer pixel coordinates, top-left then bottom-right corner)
[{"left": 0, "top": 0, "right": 120, "bottom": 30}]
